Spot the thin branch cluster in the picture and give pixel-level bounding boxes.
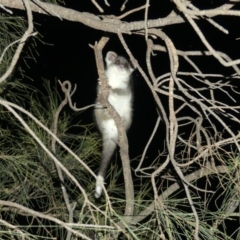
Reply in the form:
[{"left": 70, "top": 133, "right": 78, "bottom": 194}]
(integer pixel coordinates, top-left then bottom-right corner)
[{"left": 0, "top": 0, "right": 240, "bottom": 240}]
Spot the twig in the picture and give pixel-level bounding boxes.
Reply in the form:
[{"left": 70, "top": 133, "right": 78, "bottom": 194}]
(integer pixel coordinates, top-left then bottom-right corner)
[
  {"left": 0, "top": 3, "right": 12, "bottom": 13},
  {"left": 135, "top": 116, "right": 161, "bottom": 173},
  {"left": 117, "top": 4, "right": 149, "bottom": 19},
  {"left": 120, "top": 0, "right": 129, "bottom": 11},
  {"left": 58, "top": 80, "right": 96, "bottom": 111},
  {"left": 91, "top": 0, "right": 104, "bottom": 13},
  {"left": 51, "top": 80, "right": 75, "bottom": 240},
  {"left": 0, "top": 0, "right": 36, "bottom": 84},
  {"left": 32, "top": 0, "right": 62, "bottom": 19},
  {"left": 144, "top": 0, "right": 150, "bottom": 40}
]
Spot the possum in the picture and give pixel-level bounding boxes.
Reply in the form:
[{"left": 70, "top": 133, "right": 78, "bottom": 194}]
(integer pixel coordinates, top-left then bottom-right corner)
[{"left": 94, "top": 51, "right": 134, "bottom": 198}]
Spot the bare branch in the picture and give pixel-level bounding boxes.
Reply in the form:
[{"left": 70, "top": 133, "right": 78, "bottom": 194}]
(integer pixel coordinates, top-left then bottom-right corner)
[{"left": 0, "top": 0, "right": 36, "bottom": 84}]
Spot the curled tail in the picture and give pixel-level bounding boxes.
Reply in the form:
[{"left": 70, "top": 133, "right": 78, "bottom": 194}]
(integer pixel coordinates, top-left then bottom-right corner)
[{"left": 95, "top": 136, "right": 117, "bottom": 198}]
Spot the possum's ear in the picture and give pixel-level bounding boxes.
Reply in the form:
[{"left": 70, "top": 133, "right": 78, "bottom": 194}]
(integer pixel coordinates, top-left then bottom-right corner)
[{"left": 105, "top": 51, "right": 117, "bottom": 66}]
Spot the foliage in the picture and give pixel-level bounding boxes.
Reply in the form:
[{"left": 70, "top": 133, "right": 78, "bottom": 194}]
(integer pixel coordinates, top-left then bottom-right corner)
[
  {"left": 0, "top": 1, "right": 240, "bottom": 240},
  {"left": 0, "top": 80, "right": 100, "bottom": 239}
]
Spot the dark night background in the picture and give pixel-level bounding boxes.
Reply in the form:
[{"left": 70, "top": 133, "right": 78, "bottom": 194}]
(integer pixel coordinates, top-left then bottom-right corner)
[
  {"left": 2, "top": 0, "right": 240, "bottom": 238},
  {"left": 16, "top": 0, "right": 240, "bottom": 165}
]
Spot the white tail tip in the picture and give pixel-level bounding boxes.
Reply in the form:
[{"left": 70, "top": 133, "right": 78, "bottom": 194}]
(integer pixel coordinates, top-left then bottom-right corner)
[{"left": 95, "top": 175, "right": 104, "bottom": 198}]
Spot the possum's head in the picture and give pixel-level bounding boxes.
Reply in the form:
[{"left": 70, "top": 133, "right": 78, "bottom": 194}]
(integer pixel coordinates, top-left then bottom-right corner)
[{"left": 105, "top": 51, "right": 134, "bottom": 88}]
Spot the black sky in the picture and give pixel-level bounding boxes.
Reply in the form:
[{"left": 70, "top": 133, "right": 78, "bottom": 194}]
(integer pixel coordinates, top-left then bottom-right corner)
[{"left": 11, "top": 0, "right": 240, "bottom": 167}]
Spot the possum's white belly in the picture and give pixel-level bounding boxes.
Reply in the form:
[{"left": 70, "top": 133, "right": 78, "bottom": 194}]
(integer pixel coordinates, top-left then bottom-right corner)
[{"left": 108, "top": 93, "right": 132, "bottom": 128}]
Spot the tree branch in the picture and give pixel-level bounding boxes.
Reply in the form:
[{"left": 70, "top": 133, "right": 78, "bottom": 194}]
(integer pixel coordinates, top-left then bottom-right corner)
[{"left": 0, "top": 0, "right": 185, "bottom": 33}]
